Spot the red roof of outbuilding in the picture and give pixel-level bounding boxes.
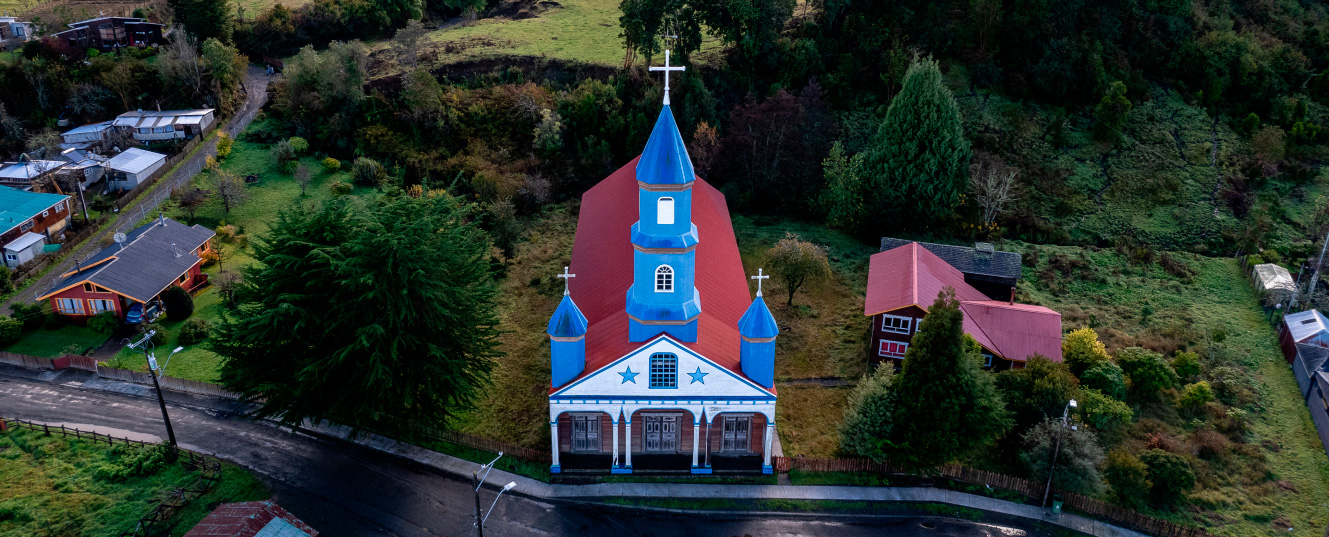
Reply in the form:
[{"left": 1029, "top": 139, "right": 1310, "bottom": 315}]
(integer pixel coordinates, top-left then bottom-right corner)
[
  {"left": 865, "top": 243, "right": 1062, "bottom": 362},
  {"left": 183, "top": 501, "right": 317, "bottom": 537},
  {"left": 561, "top": 157, "right": 757, "bottom": 390}
]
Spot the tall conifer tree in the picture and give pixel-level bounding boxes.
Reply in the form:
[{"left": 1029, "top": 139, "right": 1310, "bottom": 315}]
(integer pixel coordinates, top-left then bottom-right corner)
[
  {"left": 213, "top": 190, "right": 501, "bottom": 435},
  {"left": 889, "top": 287, "right": 1011, "bottom": 469},
  {"left": 864, "top": 56, "right": 971, "bottom": 224}
]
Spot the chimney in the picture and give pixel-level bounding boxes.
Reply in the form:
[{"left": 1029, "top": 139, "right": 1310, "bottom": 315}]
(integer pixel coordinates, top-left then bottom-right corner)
[
  {"left": 1009, "top": 286, "right": 1016, "bottom": 305},
  {"left": 158, "top": 211, "right": 165, "bottom": 226},
  {"left": 975, "top": 241, "right": 994, "bottom": 259}
]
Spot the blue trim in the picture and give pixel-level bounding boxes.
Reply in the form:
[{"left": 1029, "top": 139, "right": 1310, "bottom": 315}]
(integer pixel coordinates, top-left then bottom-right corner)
[
  {"left": 691, "top": 467, "right": 713, "bottom": 474},
  {"left": 550, "top": 334, "right": 777, "bottom": 397},
  {"left": 550, "top": 396, "right": 776, "bottom": 402},
  {"left": 762, "top": 465, "right": 773, "bottom": 475},
  {"left": 611, "top": 467, "right": 633, "bottom": 474},
  {"left": 550, "top": 465, "right": 561, "bottom": 474}
]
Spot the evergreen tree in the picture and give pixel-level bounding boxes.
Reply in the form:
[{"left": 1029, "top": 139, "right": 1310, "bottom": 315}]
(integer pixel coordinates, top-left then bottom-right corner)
[
  {"left": 1021, "top": 417, "right": 1106, "bottom": 495},
  {"left": 169, "top": 0, "right": 235, "bottom": 43},
  {"left": 162, "top": 285, "right": 195, "bottom": 321},
  {"left": 863, "top": 56, "right": 971, "bottom": 224},
  {"left": 889, "top": 287, "right": 1011, "bottom": 470},
  {"left": 1093, "top": 81, "right": 1132, "bottom": 144},
  {"left": 212, "top": 190, "right": 501, "bottom": 435},
  {"left": 839, "top": 365, "right": 895, "bottom": 461}
]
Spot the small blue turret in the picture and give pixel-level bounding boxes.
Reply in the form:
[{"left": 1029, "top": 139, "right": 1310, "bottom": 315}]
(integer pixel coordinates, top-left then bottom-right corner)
[
  {"left": 738, "top": 269, "right": 779, "bottom": 389},
  {"left": 549, "top": 268, "right": 588, "bottom": 387}
]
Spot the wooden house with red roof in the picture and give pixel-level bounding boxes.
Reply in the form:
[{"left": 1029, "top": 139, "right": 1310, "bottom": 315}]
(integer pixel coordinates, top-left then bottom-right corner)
[
  {"left": 546, "top": 57, "right": 779, "bottom": 475},
  {"left": 865, "top": 242, "right": 1062, "bottom": 370}
]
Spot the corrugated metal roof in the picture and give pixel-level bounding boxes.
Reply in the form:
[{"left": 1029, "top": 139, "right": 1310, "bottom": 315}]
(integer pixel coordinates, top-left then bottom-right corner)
[
  {"left": 1285, "top": 310, "right": 1329, "bottom": 343},
  {"left": 0, "top": 187, "right": 68, "bottom": 236},
  {"left": 61, "top": 121, "right": 112, "bottom": 136},
  {"left": 106, "top": 148, "right": 166, "bottom": 174},
  {"left": 182, "top": 501, "right": 317, "bottom": 537},
  {"left": 1297, "top": 343, "right": 1329, "bottom": 376},
  {"left": 560, "top": 156, "right": 754, "bottom": 390},
  {"left": 960, "top": 300, "right": 1062, "bottom": 361},
  {"left": 4, "top": 232, "right": 44, "bottom": 252},
  {"left": 42, "top": 217, "right": 214, "bottom": 302},
  {"left": 880, "top": 237, "right": 1022, "bottom": 283},
  {"left": 0, "top": 160, "right": 65, "bottom": 180},
  {"left": 1252, "top": 263, "right": 1294, "bottom": 293}
]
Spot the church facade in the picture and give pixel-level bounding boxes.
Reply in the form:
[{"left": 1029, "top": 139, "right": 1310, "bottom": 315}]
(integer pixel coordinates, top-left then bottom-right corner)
[{"left": 547, "top": 80, "right": 779, "bottom": 475}]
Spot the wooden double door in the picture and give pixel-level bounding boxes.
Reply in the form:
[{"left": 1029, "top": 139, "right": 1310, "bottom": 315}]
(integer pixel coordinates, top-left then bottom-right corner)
[{"left": 643, "top": 414, "right": 679, "bottom": 453}]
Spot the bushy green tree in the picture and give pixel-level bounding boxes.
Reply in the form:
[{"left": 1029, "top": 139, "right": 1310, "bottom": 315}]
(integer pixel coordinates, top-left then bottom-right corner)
[
  {"left": 1094, "top": 81, "right": 1132, "bottom": 144},
  {"left": 213, "top": 191, "right": 502, "bottom": 435},
  {"left": 351, "top": 157, "right": 387, "bottom": 187},
  {"left": 863, "top": 56, "right": 971, "bottom": 224},
  {"left": 1171, "top": 351, "right": 1200, "bottom": 381},
  {"left": 0, "top": 316, "right": 22, "bottom": 344},
  {"left": 1116, "top": 347, "right": 1178, "bottom": 400},
  {"left": 1178, "top": 381, "right": 1214, "bottom": 409},
  {"left": 889, "top": 287, "right": 1010, "bottom": 470},
  {"left": 1062, "top": 327, "right": 1109, "bottom": 377},
  {"left": 0, "top": 266, "right": 12, "bottom": 294},
  {"left": 169, "top": 0, "right": 234, "bottom": 43},
  {"left": 1105, "top": 449, "right": 1151, "bottom": 508},
  {"left": 994, "top": 355, "right": 1079, "bottom": 432},
  {"left": 1077, "top": 388, "right": 1132, "bottom": 435},
  {"left": 839, "top": 365, "right": 895, "bottom": 461},
  {"left": 1081, "top": 360, "right": 1127, "bottom": 400},
  {"left": 765, "top": 232, "right": 831, "bottom": 306},
  {"left": 1139, "top": 449, "right": 1196, "bottom": 508},
  {"left": 1021, "top": 417, "right": 1105, "bottom": 495},
  {"left": 820, "top": 141, "right": 867, "bottom": 232},
  {"left": 162, "top": 285, "right": 194, "bottom": 321}
]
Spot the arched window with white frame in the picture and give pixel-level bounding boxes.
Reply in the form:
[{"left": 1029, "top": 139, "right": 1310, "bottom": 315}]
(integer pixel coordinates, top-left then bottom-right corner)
[
  {"left": 655, "top": 265, "right": 674, "bottom": 292},
  {"left": 657, "top": 197, "right": 675, "bottom": 225}
]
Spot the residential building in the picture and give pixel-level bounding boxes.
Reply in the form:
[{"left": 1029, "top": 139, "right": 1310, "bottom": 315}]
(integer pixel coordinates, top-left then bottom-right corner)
[
  {"left": 864, "top": 241, "right": 1062, "bottom": 370},
  {"left": 53, "top": 16, "right": 165, "bottom": 51},
  {"left": 547, "top": 99, "right": 779, "bottom": 475},
  {"left": 0, "top": 160, "right": 67, "bottom": 190},
  {"left": 113, "top": 109, "right": 215, "bottom": 143},
  {"left": 0, "top": 187, "right": 72, "bottom": 267},
  {"left": 1282, "top": 311, "right": 1329, "bottom": 459},
  {"left": 104, "top": 148, "right": 166, "bottom": 190},
  {"left": 1280, "top": 309, "right": 1329, "bottom": 364},
  {"left": 880, "top": 238, "right": 1023, "bottom": 301},
  {"left": 38, "top": 216, "right": 213, "bottom": 321},
  {"left": 55, "top": 148, "right": 108, "bottom": 191},
  {"left": 183, "top": 501, "right": 318, "bottom": 537},
  {"left": 60, "top": 121, "right": 114, "bottom": 150},
  {"left": 0, "top": 15, "right": 35, "bottom": 44}
]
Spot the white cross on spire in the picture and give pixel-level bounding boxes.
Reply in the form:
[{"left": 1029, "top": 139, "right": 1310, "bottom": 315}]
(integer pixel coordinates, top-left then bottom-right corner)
[
  {"left": 649, "top": 49, "right": 686, "bottom": 106},
  {"left": 751, "top": 268, "right": 770, "bottom": 298},
  {"left": 557, "top": 266, "right": 576, "bottom": 296}
]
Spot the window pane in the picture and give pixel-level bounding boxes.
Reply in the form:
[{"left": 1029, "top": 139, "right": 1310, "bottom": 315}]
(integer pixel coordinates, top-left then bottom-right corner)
[
  {"left": 649, "top": 353, "right": 677, "bottom": 388},
  {"left": 657, "top": 197, "right": 675, "bottom": 225}
]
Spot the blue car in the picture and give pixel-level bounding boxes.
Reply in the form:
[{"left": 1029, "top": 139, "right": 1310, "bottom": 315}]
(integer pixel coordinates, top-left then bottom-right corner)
[
  {"left": 124, "top": 301, "right": 161, "bottom": 325},
  {"left": 125, "top": 303, "right": 144, "bottom": 324}
]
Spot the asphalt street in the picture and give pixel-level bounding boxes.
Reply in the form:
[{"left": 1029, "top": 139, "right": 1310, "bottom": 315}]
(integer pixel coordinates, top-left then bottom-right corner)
[{"left": 0, "top": 372, "right": 1051, "bottom": 537}]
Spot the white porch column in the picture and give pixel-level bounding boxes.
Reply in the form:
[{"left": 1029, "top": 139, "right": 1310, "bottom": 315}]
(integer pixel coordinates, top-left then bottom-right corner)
[
  {"left": 762, "top": 421, "right": 775, "bottom": 473},
  {"left": 624, "top": 416, "right": 633, "bottom": 469},
  {"left": 550, "top": 419, "right": 561, "bottom": 472},
  {"left": 690, "top": 414, "right": 701, "bottom": 468},
  {"left": 611, "top": 411, "right": 620, "bottom": 468}
]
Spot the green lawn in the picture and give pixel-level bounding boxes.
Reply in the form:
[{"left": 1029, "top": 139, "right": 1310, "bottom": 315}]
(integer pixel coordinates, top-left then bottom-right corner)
[
  {"left": 2, "top": 325, "right": 107, "bottom": 357},
  {"left": 0, "top": 427, "right": 269, "bottom": 537}
]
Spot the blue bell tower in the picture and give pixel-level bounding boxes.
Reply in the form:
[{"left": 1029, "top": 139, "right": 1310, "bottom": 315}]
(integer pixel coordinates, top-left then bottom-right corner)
[
  {"left": 738, "top": 268, "right": 779, "bottom": 388},
  {"left": 548, "top": 267, "right": 588, "bottom": 387},
  {"left": 626, "top": 52, "right": 700, "bottom": 342}
]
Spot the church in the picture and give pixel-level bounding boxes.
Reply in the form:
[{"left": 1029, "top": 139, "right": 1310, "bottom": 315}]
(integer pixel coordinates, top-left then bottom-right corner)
[{"left": 546, "top": 54, "right": 779, "bottom": 475}]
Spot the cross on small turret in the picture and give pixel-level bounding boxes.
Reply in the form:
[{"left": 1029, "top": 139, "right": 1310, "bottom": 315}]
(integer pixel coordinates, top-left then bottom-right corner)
[
  {"left": 649, "top": 49, "right": 686, "bottom": 106},
  {"left": 557, "top": 266, "right": 576, "bottom": 296},
  {"left": 751, "top": 268, "right": 770, "bottom": 298}
]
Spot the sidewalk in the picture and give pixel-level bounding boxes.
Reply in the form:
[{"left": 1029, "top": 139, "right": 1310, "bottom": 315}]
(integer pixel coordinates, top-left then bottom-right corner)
[{"left": 0, "top": 362, "right": 1146, "bottom": 537}]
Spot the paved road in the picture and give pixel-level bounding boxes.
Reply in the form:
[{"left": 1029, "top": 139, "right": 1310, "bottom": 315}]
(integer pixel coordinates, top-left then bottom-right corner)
[
  {"left": 3, "top": 65, "right": 272, "bottom": 311},
  {"left": 0, "top": 372, "right": 1056, "bottom": 537}
]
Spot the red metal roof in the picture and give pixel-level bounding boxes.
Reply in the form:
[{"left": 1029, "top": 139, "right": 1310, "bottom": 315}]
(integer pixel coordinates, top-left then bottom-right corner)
[
  {"left": 865, "top": 242, "right": 1062, "bottom": 362},
  {"left": 183, "top": 501, "right": 318, "bottom": 537},
  {"left": 561, "top": 157, "right": 757, "bottom": 390}
]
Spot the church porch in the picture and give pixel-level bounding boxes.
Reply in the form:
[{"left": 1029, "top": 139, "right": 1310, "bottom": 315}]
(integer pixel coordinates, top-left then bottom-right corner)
[{"left": 549, "top": 405, "right": 774, "bottom": 475}]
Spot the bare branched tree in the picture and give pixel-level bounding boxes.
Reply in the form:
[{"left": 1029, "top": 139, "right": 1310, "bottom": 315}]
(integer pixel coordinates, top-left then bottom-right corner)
[
  {"left": 392, "top": 19, "right": 427, "bottom": 69},
  {"left": 213, "top": 170, "right": 248, "bottom": 213},
  {"left": 294, "top": 163, "right": 312, "bottom": 195},
  {"left": 158, "top": 30, "right": 206, "bottom": 102},
  {"left": 970, "top": 151, "right": 1019, "bottom": 230}
]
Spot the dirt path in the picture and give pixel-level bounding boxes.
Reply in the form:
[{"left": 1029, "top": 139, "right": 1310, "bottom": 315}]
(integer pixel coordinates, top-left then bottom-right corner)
[{"left": 2, "top": 66, "right": 272, "bottom": 313}]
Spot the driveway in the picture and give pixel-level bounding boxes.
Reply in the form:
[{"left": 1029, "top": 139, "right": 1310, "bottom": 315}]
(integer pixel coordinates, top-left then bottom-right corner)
[{"left": 0, "top": 369, "right": 1055, "bottom": 537}]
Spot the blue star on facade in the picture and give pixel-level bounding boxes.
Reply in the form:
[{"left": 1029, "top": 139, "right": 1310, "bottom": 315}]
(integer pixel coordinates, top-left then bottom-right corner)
[
  {"left": 619, "top": 366, "right": 639, "bottom": 384},
  {"left": 688, "top": 367, "right": 708, "bottom": 384}
]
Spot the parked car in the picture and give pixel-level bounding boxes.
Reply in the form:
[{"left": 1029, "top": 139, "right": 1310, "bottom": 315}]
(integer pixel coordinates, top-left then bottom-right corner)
[{"left": 124, "top": 300, "right": 163, "bottom": 325}]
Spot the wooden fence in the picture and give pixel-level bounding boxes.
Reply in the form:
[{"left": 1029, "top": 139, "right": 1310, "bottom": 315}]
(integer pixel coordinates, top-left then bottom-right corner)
[
  {"left": 774, "top": 455, "right": 1218, "bottom": 537},
  {"left": 95, "top": 365, "right": 241, "bottom": 399},
  {"left": 0, "top": 351, "right": 57, "bottom": 370},
  {"left": 434, "top": 428, "right": 551, "bottom": 464}
]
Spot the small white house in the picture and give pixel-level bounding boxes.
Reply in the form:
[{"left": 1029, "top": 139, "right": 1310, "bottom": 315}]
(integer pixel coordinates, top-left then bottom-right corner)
[
  {"left": 60, "top": 121, "right": 114, "bottom": 149},
  {"left": 113, "top": 110, "right": 215, "bottom": 143},
  {"left": 0, "top": 16, "right": 35, "bottom": 44},
  {"left": 104, "top": 148, "right": 166, "bottom": 190},
  {"left": 3, "top": 231, "right": 45, "bottom": 268}
]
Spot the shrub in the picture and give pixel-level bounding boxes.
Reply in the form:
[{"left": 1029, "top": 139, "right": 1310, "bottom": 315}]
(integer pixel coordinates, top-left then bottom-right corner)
[
  {"left": 1179, "top": 381, "right": 1215, "bottom": 408},
  {"left": 161, "top": 285, "right": 194, "bottom": 320},
  {"left": 1172, "top": 351, "right": 1200, "bottom": 381},
  {"left": 1063, "top": 327, "right": 1109, "bottom": 377},
  {"left": 1116, "top": 347, "right": 1178, "bottom": 400},
  {"left": 322, "top": 157, "right": 341, "bottom": 172},
  {"left": 1078, "top": 388, "right": 1133, "bottom": 435},
  {"left": 0, "top": 266, "right": 12, "bottom": 294},
  {"left": 839, "top": 365, "right": 895, "bottom": 461},
  {"left": 214, "top": 224, "right": 248, "bottom": 247},
  {"left": 1081, "top": 361, "right": 1127, "bottom": 400},
  {"left": 200, "top": 249, "right": 220, "bottom": 267},
  {"left": 139, "top": 322, "right": 168, "bottom": 346},
  {"left": 1139, "top": 449, "right": 1196, "bottom": 508},
  {"left": 87, "top": 312, "right": 119, "bottom": 334},
  {"left": 1105, "top": 449, "right": 1151, "bottom": 508},
  {"left": 9, "top": 302, "right": 47, "bottom": 331},
  {"left": 329, "top": 180, "right": 353, "bottom": 196},
  {"left": 351, "top": 157, "right": 387, "bottom": 187},
  {"left": 1021, "top": 417, "right": 1105, "bottom": 495},
  {"left": 93, "top": 443, "right": 169, "bottom": 482},
  {"left": 270, "top": 139, "right": 295, "bottom": 168},
  {"left": 178, "top": 318, "right": 210, "bottom": 345},
  {"left": 0, "top": 316, "right": 21, "bottom": 345},
  {"left": 1207, "top": 366, "right": 1256, "bottom": 407},
  {"left": 216, "top": 132, "right": 234, "bottom": 158},
  {"left": 288, "top": 136, "right": 309, "bottom": 154}
]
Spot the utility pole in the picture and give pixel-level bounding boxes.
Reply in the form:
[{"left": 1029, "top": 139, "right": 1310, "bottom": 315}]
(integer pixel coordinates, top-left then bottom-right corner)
[
  {"left": 1042, "top": 399, "right": 1077, "bottom": 513},
  {"left": 472, "top": 471, "right": 484, "bottom": 537},
  {"left": 1305, "top": 226, "right": 1329, "bottom": 312},
  {"left": 125, "top": 331, "right": 177, "bottom": 452}
]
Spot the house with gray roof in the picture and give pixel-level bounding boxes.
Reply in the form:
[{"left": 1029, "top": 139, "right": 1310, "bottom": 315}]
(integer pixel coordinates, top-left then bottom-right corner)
[
  {"left": 113, "top": 109, "right": 215, "bottom": 143},
  {"left": 879, "top": 238, "right": 1023, "bottom": 301},
  {"left": 104, "top": 148, "right": 166, "bottom": 190},
  {"left": 38, "top": 215, "right": 213, "bottom": 321}
]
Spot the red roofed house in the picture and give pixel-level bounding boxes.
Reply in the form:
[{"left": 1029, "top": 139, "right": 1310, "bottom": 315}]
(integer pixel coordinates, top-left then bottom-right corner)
[
  {"left": 183, "top": 501, "right": 318, "bottom": 537},
  {"left": 865, "top": 242, "right": 1062, "bottom": 370},
  {"left": 545, "top": 72, "right": 780, "bottom": 475}
]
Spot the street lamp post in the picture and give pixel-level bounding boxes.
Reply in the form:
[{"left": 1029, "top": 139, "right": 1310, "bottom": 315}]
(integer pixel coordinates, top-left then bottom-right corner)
[
  {"left": 472, "top": 453, "right": 516, "bottom": 537},
  {"left": 1042, "top": 398, "right": 1078, "bottom": 512},
  {"left": 124, "top": 333, "right": 184, "bottom": 450}
]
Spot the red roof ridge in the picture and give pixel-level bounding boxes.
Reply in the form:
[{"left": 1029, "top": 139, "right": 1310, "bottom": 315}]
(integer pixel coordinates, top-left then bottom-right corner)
[{"left": 960, "top": 300, "right": 1059, "bottom": 315}]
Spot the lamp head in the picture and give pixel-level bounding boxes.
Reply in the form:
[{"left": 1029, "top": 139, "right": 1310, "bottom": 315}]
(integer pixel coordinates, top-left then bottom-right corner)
[
  {"left": 503, "top": 482, "right": 516, "bottom": 491},
  {"left": 1069, "top": 399, "right": 1078, "bottom": 409},
  {"left": 173, "top": 346, "right": 184, "bottom": 353}
]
